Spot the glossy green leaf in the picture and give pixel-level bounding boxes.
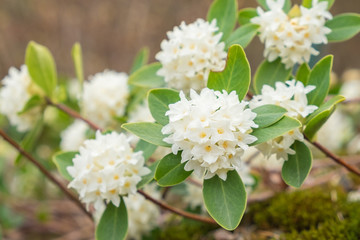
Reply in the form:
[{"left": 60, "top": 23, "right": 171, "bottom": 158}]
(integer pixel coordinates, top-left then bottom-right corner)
[
  {"left": 225, "top": 24, "right": 259, "bottom": 48},
  {"left": 155, "top": 152, "right": 192, "bottom": 187},
  {"left": 122, "top": 122, "right": 170, "bottom": 147},
  {"left": 251, "top": 116, "right": 302, "bottom": 145},
  {"left": 258, "top": 0, "right": 292, "bottom": 12},
  {"left": 25, "top": 41, "right": 57, "bottom": 97},
  {"left": 253, "top": 58, "right": 292, "bottom": 94},
  {"left": 207, "top": 44, "right": 250, "bottom": 100},
  {"left": 252, "top": 104, "right": 287, "bottom": 128},
  {"left": 207, "top": 0, "right": 237, "bottom": 40},
  {"left": 303, "top": 0, "right": 335, "bottom": 10},
  {"left": 282, "top": 141, "right": 312, "bottom": 188},
  {"left": 296, "top": 63, "right": 311, "bottom": 85},
  {"left": 17, "top": 95, "right": 44, "bottom": 115},
  {"left": 304, "top": 95, "right": 345, "bottom": 140},
  {"left": 326, "top": 13, "right": 360, "bottom": 42},
  {"left": 96, "top": 200, "right": 128, "bottom": 240},
  {"left": 147, "top": 88, "right": 180, "bottom": 126},
  {"left": 238, "top": 8, "right": 258, "bottom": 26},
  {"left": 71, "top": 43, "right": 84, "bottom": 86},
  {"left": 137, "top": 161, "right": 159, "bottom": 189},
  {"left": 203, "top": 170, "right": 246, "bottom": 230},
  {"left": 130, "top": 47, "right": 150, "bottom": 74},
  {"left": 306, "top": 55, "right": 333, "bottom": 106},
  {"left": 128, "top": 63, "right": 165, "bottom": 88},
  {"left": 134, "top": 139, "right": 158, "bottom": 161},
  {"left": 52, "top": 151, "right": 77, "bottom": 181}
]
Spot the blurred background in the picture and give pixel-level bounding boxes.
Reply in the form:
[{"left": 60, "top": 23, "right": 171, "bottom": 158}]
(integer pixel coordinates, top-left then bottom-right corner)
[{"left": 0, "top": 0, "right": 359, "bottom": 79}]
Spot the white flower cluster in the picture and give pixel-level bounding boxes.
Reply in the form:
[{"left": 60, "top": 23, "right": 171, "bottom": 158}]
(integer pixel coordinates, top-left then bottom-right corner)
[
  {"left": 0, "top": 65, "right": 41, "bottom": 132},
  {"left": 162, "top": 88, "right": 258, "bottom": 180},
  {"left": 82, "top": 70, "right": 129, "bottom": 128},
  {"left": 251, "top": 0, "right": 332, "bottom": 68},
  {"left": 124, "top": 184, "right": 161, "bottom": 240},
  {"left": 250, "top": 80, "right": 318, "bottom": 160},
  {"left": 60, "top": 120, "right": 89, "bottom": 151},
  {"left": 156, "top": 19, "right": 227, "bottom": 91},
  {"left": 67, "top": 131, "right": 150, "bottom": 211}
]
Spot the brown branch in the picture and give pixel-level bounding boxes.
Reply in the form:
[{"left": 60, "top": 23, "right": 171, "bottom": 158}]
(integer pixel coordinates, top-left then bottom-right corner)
[
  {"left": 45, "top": 97, "right": 103, "bottom": 131},
  {"left": 47, "top": 98, "right": 217, "bottom": 225},
  {"left": 306, "top": 137, "right": 360, "bottom": 177},
  {"left": 342, "top": 98, "right": 360, "bottom": 105},
  {"left": 138, "top": 189, "right": 217, "bottom": 225},
  {"left": 0, "top": 129, "right": 92, "bottom": 220}
]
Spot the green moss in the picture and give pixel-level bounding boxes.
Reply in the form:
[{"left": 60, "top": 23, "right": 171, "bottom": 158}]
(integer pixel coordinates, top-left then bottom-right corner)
[{"left": 246, "top": 187, "right": 360, "bottom": 239}]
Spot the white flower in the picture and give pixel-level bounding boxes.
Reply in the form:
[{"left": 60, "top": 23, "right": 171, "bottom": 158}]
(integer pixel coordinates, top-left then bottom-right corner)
[
  {"left": 155, "top": 19, "right": 227, "bottom": 91},
  {"left": 250, "top": 80, "right": 317, "bottom": 160},
  {"left": 124, "top": 184, "right": 161, "bottom": 240},
  {"left": 251, "top": 0, "right": 332, "bottom": 68},
  {"left": 162, "top": 88, "right": 258, "bottom": 181},
  {"left": 0, "top": 65, "right": 42, "bottom": 132},
  {"left": 347, "top": 190, "right": 360, "bottom": 202},
  {"left": 67, "top": 131, "right": 150, "bottom": 211},
  {"left": 60, "top": 120, "right": 89, "bottom": 151},
  {"left": 81, "top": 70, "right": 129, "bottom": 128}
]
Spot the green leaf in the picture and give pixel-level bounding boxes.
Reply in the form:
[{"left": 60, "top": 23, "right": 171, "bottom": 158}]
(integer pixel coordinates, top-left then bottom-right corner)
[
  {"left": 238, "top": 8, "right": 258, "bottom": 26},
  {"left": 258, "top": 0, "right": 292, "bottom": 12},
  {"left": 52, "top": 151, "right": 77, "bottom": 181},
  {"left": 326, "top": 13, "right": 360, "bottom": 42},
  {"left": 147, "top": 88, "right": 180, "bottom": 126},
  {"left": 253, "top": 58, "right": 292, "bottom": 94},
  {"left": 306, "top": 55, "right": 333, "bottom": 106},
  {"left": 296, "top": 63, "right": 311, "bottom": 85},
  {"left": 17, "top": 95, "right": 44, "bottom": 115},
  {"left": 251, "top": 116, "right": 302, "bottom": 145},
  {"left": 14, "top": 118, "right": 44, "bottom": 165},
  {"left": 128, "top": 63, "right": 165, "bottom": 88},
  {"left": 203, "top": 170, "right": 246, "bottom": 230},
  {"left": 137, "top": 161, "right": 159, "bottom": 189},
  {"left": 207, "top": 45, "right": 250, "bottom": 100},
  {"left": 304, "top": 95, "right": 345, "bottom": 140},
  {"left": 121, "top": 122, "right": 170, "bottom": 147},
  {"left": 96, "top": 200, "right": 128, "bottom": 240},
  {"left": 225, "top": 24, "right": 259, "bottom": 49},
  {"left": 303, "top": 0, "right": 335, "bottom": 10},
  {"left": 71, "top": 43, "right": 84, "bottom": 86},
  {"left": 25, "top": 41, "right": 57, "bottom": 97},
  {"left": 130, "top": 47, "right": 150, "bottom": 74},
  {"left": 207, "top": 0, "right": 237, "bottom": 40},
  {"left": 155, "top": 152, "right": 192, "bottom": 187},
  {"left": 281, "top": 141, "right": 312, "bottom": 188},
  {"left": 252, "top": 104, "right": 287, "bottom": 128},
  {"left": 135, "top": 139, "right": 157, "bottom": 161}
]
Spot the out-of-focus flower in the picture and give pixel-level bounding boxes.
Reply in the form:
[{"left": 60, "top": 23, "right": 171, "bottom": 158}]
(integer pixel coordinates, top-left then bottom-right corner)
[
  {"left": 60, "top": 120, "right": 89, "bottom": 151},
  {"left": 81, "top": 70, "right": 129, "bottom": 128},
  {"left": 0, "top": 65, "right": 42, "bottom": 132},
  {"left": 156, "top": 19, "right": 227, "bottom": 91}
]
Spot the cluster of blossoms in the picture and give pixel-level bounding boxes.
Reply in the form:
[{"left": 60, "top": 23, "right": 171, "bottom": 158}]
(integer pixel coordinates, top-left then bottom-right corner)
[
  {"left": 81, "top": 70, "right": 129, "bottom": 128},
  {"left": 60, "top": 120, "right": 89, "bottom": 151},
  {"left": 0, "top": 65, "right": 42, "bottom": 132},
  {"left": 156, "top": 19, "right": 227, "bottom": 91},
  {"left": 250, "top": 80, "right": 318, "bottom": 160},
  {"left": 162, "top": 88, "right": 258, "bottom": 180},
  {"left": 67, "top": 131, "right": 150, "bottom": 211},
  {"left": 251, "top": 0, "right": 332, "bottom": 68}
]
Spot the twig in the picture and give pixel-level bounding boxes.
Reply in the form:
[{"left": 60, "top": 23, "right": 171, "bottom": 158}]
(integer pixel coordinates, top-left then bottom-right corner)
[
  {"left": 138, "top": 189, "right": 217, "bottom": 225},
  {"left": 0, "top": 129, "right": 92, "bottom": 220},
  {"left": 342, "top": 98, "right": 360, "bottom": 105},
  {"left": 47, "top": 99, "right": 216, "bottom": 225},
  {"left": 306, "top": 137, "right": 360, "bottom": 177},
  {"left": 45, "top": 97, "right": 103, "bottom": 131}
]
